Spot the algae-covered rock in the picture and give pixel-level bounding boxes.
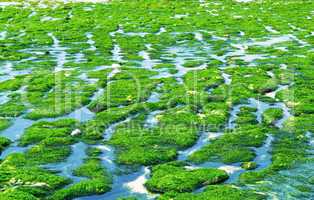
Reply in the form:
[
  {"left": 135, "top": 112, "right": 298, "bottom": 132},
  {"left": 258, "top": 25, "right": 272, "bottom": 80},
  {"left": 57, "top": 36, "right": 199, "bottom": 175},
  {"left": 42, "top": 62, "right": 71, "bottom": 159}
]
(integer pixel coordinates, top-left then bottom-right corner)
[{"left": 145, "top": 161, "right": 228, "bottom": 193}]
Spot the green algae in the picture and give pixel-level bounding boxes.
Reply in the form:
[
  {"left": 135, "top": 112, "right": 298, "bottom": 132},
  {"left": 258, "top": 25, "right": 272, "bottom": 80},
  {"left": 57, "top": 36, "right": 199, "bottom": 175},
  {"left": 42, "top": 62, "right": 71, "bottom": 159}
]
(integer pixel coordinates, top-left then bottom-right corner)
[
  {"left": 145, "top": 161, "right": 228, "bottom": 193},
  {"left": 0, "top": 188, "right": 38, "bottom": 200},
  {"left": 19, "top": 119, "right": 77, "bottom": 146},
  {"left": 50, "top": 159, "right": 112, "bottom": 200},
  {"left": 89, "top": 78, "right": 159, "bottom": 112},
  {"left": 239, "top": 131, "right": 308, "bottom": 184},
  {"left": 262, "top": 108, "right": 284, "bottom": 125},
  {"left": 108, "top": 106, "right": 204, "bottom": 165},
  {"left": 235, "top": 107, "right": 259, "bottom": 127},
  {"left": 0, "top": 118, "right": 11, "bottom": 131},
  {"left": 0, "top": 98, "right": 26, "bottom": 117},
  {"left": 81, "top": 103, "right": 145, "bottom": 141},
  {"left": 25, "top": 81, "right": 96, "bottom": 120},
  {"left": 0, "top": 0, "right": 313, "bottom": 199},
  {"left": 189, "top": 125, "right": 268, "bottom": 164},
  {"left": 0, "top": 76, "right": 26, "bottom": 92},
  {"left": 0, "top": 137, "right": 11, "bottom": 154},
  {"left": 183, "top": 60, "right": 204, "bottom": 68},
  {"left": 0, "top": 153, "right": 71, "bottom": 199},
  {"left": 159, "top": 185, "right": 265, "bottom": 200}
]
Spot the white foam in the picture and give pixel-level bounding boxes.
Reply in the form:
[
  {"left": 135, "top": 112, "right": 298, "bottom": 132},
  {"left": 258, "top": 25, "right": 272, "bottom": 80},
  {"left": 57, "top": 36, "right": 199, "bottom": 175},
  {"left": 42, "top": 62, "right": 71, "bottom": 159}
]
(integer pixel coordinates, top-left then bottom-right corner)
[
  {"left": 195, "top": 32, "right": 203, "bottom": 41},
  {"left": 125, "top": 167, "right": 150, "bottom": 194},
  {"left": 156, "top": 27, "right": 166, "bottom": 35},
  {"left": 219, "top": 165, "right": 242, "bottom": 174},
  {"left": 107, "top": 64, "right": 121, "bottom": 79},
  {"left": 0, "top": 31, "right": 7, "bottom": 40}
]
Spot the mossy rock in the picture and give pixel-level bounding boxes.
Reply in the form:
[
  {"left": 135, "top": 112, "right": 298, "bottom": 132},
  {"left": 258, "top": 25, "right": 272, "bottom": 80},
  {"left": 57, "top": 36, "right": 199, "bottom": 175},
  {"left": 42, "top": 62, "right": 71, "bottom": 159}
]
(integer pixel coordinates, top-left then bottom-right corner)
[
  {"left": 145, "top": 161, "right": 228, "bottom": 193},
  {"left": 159, "top": 185, "right": 265, "bottom": 200}
]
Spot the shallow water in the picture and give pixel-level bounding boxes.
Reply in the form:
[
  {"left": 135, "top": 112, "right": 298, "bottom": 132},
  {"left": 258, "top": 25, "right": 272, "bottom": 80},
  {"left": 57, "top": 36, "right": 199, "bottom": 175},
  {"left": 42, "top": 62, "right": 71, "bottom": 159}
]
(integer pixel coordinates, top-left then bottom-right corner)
[
  {"left": 0, "top": 116, "right": 34, "bottom": 141},
  {"left": 96, "top": 144, "right": 116, "bottom": 172},
  {"left": 196, "top": 161, "right": 244, "bottom": 184},
  {"left": 79, "top": 114, "right": 155, "bottom": 199},
  {"left": 178, "top": 131, "right": 222, "bottom": 161},
  {"left": 247, "top": 98, "right": 292, "bottom": 128},
  {"left": 0, "top": 92, "right": 10, "bottom": 105},
  {"left": 144, "top": 110, "right": 163, "bottom": 128},
  {"left": 251, "top": 35, "right": 291, "bottom": 47},
  {"left": 0, "top": 2, "right": 20, "bottom": 7},
  {"left": 0, "top": 31, "right": 6, "bottom": 40},
  {"left": 228, "top": 103, "right": 249, "bottom": 129},
  {"left": 139, "top": 48, "right": 157, "bottom": 70},
  {"left": 0, "top": 103, "right": 95, "bottom": 161},
  {"left": 147, "top": 92, "right": 160, "bottom": 103},
  {"left": 65, "top": 107, "right": 96, "bottom": 122},
  {"left": 90, "top": 88, "right": 105, "bottom": 101},
  {"left": 222, "top": 72, "right": 232, "bottom": 85},
  {"left": 86, "top": 32, "right": 97, "bottom": 51},
  {"left": 48, "top": 33, "right": 67, "bottom": 72},
  {"left": 75, "top": 52, "right": 85, "bottom": 63},
  {"left": 247, "top": 132, "right": 314, "bottom": 200},
  {"left": 77, "top": 167, "right": 154, "bottom": 200},
  {"left": 103, "top": 115, "right": 137, "bottom": 141},
  {"left": 43, "top": 142, "right": 88, "bottom": 183},
  {"left": 253, "top": 134, "right": 274, "bottom": 170},
  {"left": 177, "top": 128, "right": 244, "bottom": 183},
  {"left": 157, "top": 45, "right": 208, "bottom": 83},
  {"left": 111, "top": 44, "right": 123, "bottom": 63},
  {"left": 0, "top": 62, "right": 13, "bottom": 82},
  {"left": 225, "top": 97, "right": 292, "bottom": 181},
  {"left": 0, "top": 2, "right": 309, "bottom": 199},
  {"left": 78, "top": 72, "right": 98, "bottom": 84},
  {"left": 42, "top": 106, "right": 95, "bottom": 123},
  {"left": 0, "top": 142, "right": 32, "bottom": 159}
]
